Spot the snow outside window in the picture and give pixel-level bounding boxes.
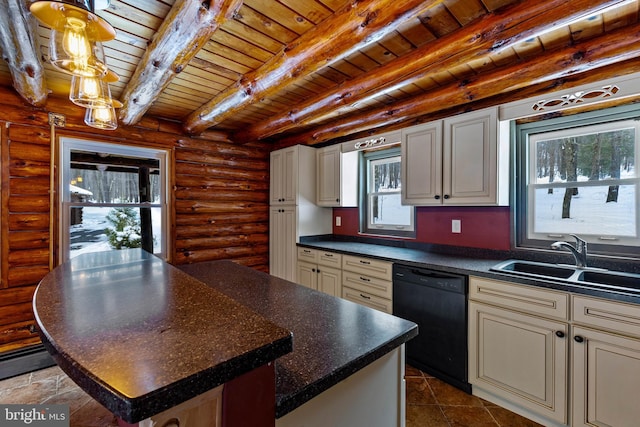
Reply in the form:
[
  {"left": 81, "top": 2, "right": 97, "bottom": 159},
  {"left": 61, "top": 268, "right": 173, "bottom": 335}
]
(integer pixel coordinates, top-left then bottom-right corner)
[
  {"left": 361, "top": 148, "right": 415, "bottom": 237},
  {"left": 59, "top": 138, "right": 170, "bottom": 262},
  {"left": 517, "top": 109, "right": 639, "bottom": 255}
]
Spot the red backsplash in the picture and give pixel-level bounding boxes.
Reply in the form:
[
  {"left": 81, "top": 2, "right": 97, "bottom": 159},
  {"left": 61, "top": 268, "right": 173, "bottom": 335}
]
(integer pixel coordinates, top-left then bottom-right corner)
[{"left": 333, "top": 206, "right": 511, "bottom": 250}]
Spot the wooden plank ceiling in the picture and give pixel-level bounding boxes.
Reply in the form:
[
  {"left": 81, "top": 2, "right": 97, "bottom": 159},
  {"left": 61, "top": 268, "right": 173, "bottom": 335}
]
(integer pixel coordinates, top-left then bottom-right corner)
[{"left": 1, "top": 0, "right": 639, "bottom": 144}]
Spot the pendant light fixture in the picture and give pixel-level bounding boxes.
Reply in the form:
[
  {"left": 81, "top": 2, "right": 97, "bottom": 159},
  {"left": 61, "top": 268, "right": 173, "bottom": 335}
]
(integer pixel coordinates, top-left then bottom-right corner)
[
  {"left": 30, "top": 1, "right": 115, "bottom": 77},
  {"left": 69, "top": 69, "right": 118, "bottom": 108},
  {"left": 84, "top": 98, "right": 122, "bottom": 130},
  {"left": 30, "top": 1, "right": 120, "bottom": 130}
]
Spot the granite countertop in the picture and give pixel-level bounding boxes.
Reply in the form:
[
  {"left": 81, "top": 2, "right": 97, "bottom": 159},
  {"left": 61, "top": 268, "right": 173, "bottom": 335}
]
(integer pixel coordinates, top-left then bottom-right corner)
[
  {"left": 178, "top": 260, "right": 418, "bottom": 418},
  {"left": 297, "top": 238, "right": 640, "bottom": 306},
  {"left": 33, "top": 250, "right": 293, "bottom": 423}
]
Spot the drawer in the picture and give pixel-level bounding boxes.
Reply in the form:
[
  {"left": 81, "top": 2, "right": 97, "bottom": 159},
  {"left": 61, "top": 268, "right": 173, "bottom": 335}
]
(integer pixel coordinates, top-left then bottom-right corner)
[
  {"left": 297, "top": 247, "right": 318, "bottom": 263},
  {"left": 469, "top": 276, "right": 569, "bottom": 320},
  {"left": 318, "top": 251, "right": 341, "bottom": 268},
  {"left": 573, "top": 295, "right": 640, "bottom": 339},
  {"left": 342, "top": 271, "right": 392, "bottom": 300},
  {"left": 342, "top": 255, "right": 392, "bottom": 281},
  {"left": 342, "top": 286, "right": 392, "bottom": 314}
]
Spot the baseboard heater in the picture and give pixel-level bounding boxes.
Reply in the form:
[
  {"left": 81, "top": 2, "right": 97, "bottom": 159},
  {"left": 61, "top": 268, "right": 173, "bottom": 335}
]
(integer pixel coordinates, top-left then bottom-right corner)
[{"left": 0, "top": 344, "right": 55, "bottom": 380}]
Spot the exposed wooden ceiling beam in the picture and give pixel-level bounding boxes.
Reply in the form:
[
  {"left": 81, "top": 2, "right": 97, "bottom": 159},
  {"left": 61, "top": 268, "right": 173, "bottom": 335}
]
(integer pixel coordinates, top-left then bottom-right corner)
[
  {"left": 118, "top": 0, "right": 243, "bottom": 126},
  {"left": 277, "top": 21, "right": 640, "bottom": 146},
  {"left": 0, "top": 0, "right": 47, "bottom": 107},
  {"left": 182, "top": 0, "right": 447, "bottom": 135},
  {"left": 233, "top": 0, "right": 627, "bottom": 142}
]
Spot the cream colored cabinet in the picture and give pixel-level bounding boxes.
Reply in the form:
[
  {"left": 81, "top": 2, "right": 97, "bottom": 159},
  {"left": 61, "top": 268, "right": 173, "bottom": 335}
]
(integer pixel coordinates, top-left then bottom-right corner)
[
  {"left": 341, "top": 255, "right": 393, "bottom": 313},
  {"left": 468, "top": 276, "right": 569, "bottom": 425},
  {"left": 401, "top": 120, "right": 442, "bottom": 205},
  {"left": 296, "top": 248, "right": 342, "bottom": 296},
  {"left": 270, "top": 144, "right": 317, "bottom": 206},
  {"left": 269, "top": 206, "right": 297, "bottom": 281},
  {"left": 402, "top": 107, "right": 508, "bottom": 206},
  {"left": 571, "top": 295, "right": 640, "bottom": 427},
  {"left": 316, "top": 145, "right": 358, "bottom": 207},
  {"left": 269, "top": 145, "right": 332, "bottom": 280}
]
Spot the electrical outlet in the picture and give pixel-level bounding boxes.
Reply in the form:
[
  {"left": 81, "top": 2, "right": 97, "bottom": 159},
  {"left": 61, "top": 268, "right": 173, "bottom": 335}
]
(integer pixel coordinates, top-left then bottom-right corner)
[
  {"left": 451, "top": 219, "right": 461, "bottom": 233},
  {"left": 335, "top": 216, "right": 342, "bottom": 227}
]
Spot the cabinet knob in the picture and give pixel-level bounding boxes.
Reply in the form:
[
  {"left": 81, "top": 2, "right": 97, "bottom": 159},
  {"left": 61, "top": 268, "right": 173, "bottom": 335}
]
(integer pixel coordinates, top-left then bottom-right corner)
[
  {"left": 434, "top": 195, "right": 441, "bottom": 200},
  {"left": 444, "top": 194, "right": 450, "bottom": 200},
  {"left": 574, "top": 335, "right": 584, "bottom": 343},
  {"left": 336, "top": 198, "right": 340, "bottom": 202},
  {"left": 555, "top": 331, "right": 565, "bottom": 338}
]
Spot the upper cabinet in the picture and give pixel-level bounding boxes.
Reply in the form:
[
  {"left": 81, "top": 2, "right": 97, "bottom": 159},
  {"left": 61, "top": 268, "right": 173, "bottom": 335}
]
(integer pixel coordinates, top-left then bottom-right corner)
[
  {"left": 270, "top": 145, "right": 316, "bottom": 205},
  {"left": 401, "top": 107, "right": 509, "bottom": 206},
  {"left": 316, "top": 145, "right": 358, "bottom": 207}
]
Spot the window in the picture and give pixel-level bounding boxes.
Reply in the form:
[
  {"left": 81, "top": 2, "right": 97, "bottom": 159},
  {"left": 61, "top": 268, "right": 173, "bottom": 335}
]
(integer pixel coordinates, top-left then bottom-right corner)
[
  {"left": 360, "top": 147, "right": 415, "bottom": 237},
  {"left": 59, "top": 138, "right": 170, "bottom": 262},
  {"left": 516, "top": 106, "right": 639, "bottom": 255}
]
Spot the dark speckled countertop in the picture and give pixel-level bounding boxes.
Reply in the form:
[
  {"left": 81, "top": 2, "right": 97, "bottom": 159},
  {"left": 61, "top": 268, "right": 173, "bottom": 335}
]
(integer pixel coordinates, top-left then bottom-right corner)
[
  {"left": 33, "top": 250, "right": 293, "bottom": 423},
  {"left": 298, "top": 238, "right": 640, "bottom": 305},
  {"left": 178, "top": 260, "right": 418, "bottom": 418}
]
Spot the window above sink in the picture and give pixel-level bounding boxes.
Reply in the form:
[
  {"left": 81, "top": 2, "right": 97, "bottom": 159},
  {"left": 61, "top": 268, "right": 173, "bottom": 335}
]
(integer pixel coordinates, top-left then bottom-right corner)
[{"left": 515, "top": 104, "right": 640, "bottom": 257}]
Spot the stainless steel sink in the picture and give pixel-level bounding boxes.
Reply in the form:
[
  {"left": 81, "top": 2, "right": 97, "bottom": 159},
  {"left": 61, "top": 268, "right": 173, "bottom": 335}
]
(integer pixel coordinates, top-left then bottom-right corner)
[
  {"left": 577, "top": 270, "right": 640, "bottom": 290},
  {"left": 492, "top": 260, "right": 576, "bottom": 279},
  {"left": 491, "top": 259, "right": 640, "bottom": 291}
]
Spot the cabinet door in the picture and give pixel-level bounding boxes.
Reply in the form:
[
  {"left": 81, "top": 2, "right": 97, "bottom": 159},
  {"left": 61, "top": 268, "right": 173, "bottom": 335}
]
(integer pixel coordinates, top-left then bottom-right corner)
[
  {"left": 318, "top": 266, "right": 341, "bottom": 297},
  {"left": 269, "top": 206, "right": 297, "bottom": 281},
  {"left": 297, "top": 261, "right": 318, "bottom": 290},
  {"left": 401, "top": 121, "right": 442, "bottom": 205},
  {"left": 572, "top": 326, "right": 640, "bottom": 427},
  {"left": 468, "top": 301, "right": 568, "bottom": 424},
  {"left": 317, "top": 146, "right": 340, "bottom": 206},
  {"left": 443, "top": 107, "right": 497, "bottom": 204},
  {"left": 270, "top": 147, "right": 297, "bottom": 204}
]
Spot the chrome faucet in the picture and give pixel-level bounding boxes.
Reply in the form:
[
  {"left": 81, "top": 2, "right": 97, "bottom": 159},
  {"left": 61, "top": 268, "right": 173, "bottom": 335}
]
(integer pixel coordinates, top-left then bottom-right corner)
[{"left": 551, "top": 234, "right": 588, "bottom": 268}]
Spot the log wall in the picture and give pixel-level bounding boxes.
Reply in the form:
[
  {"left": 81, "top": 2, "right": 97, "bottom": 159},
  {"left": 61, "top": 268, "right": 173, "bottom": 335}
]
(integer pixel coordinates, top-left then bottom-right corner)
[{"left": 0, "top": 87, "right": 271, "bottom": 353}]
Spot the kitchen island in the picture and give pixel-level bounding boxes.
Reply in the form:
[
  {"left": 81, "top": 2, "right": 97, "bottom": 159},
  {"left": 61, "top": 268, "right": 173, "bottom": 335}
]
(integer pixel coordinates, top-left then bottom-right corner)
[{"left": 33, "top": 249, "right": 417, "bottom": 426}]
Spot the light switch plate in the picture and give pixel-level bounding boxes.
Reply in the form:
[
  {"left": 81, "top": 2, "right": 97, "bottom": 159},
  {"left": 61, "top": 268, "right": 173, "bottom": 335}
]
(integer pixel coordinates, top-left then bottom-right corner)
[
  {"left": 335, "top": 216, "right": 342, "bottom": 227},
  {"left": 451, "top": 219, "right": 461, "bottom": 233}
]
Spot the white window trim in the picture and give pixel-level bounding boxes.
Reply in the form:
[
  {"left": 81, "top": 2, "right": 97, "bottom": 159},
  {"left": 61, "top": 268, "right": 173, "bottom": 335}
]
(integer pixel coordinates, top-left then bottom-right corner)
[{"left": 58, "top": 137, "right": 171, "bottom": 263}]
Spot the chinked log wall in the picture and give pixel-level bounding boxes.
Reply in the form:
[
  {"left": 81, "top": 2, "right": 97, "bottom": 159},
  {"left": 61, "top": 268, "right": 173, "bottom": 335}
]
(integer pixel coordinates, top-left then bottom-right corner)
[{"left": 0, "top": 87, "right": 271, "bottom": 353}]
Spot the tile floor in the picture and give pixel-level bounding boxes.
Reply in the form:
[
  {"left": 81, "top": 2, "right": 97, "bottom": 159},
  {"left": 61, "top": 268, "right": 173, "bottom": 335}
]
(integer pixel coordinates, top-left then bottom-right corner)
[{"left": 0, "top": 365, "right": 543, "bottom": 426}]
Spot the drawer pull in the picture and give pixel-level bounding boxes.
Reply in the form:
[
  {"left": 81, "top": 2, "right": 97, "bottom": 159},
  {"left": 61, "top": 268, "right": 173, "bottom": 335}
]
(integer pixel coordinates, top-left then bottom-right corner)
[
  {"left": 359, "top": 260, "right": 371, "bottom": 265},
  {"left": 303, "top": 249, "right": 311, "bottom": 253},
  {"left": 324, "top": 253, "right": 333, "bottom": 257},
  {"left": 360, "top": 293, "right": 371, "bottom": 300},
  {"left": 359, "top": 276, "right": 370, "bottom": 282}
]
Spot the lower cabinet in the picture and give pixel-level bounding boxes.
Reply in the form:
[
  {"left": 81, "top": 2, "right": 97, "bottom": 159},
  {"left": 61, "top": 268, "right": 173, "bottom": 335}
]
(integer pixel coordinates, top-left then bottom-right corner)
[
  {"left": 341, "top": 255, "right": 393, "bottom": 314},
  {"left": 296, "top": 248, "right": 342, "bottom": 297},
  {"left": 469, "top": 301, "right": 568, "bottom": 424},
  {"left": 468, "top": 276, "right": 569, "bottom": 426},
  {"left": 469, "top": 276, "right": 640, "bottom": 427},
  {"left": 571, "top": 296, "right": 640, "bottom": 427}
]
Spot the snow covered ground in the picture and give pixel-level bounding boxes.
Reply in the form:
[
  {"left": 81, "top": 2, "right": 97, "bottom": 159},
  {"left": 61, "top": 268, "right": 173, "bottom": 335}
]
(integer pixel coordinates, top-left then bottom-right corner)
[{"left": 69, "top": 206, "right": 162, "bottom": 258}]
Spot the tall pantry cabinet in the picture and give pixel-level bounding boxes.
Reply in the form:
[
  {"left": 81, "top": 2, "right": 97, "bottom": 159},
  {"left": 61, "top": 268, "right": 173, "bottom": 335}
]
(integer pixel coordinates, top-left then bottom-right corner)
[{"left": 269, "top": 145, "right": 332, "bottom": 281}]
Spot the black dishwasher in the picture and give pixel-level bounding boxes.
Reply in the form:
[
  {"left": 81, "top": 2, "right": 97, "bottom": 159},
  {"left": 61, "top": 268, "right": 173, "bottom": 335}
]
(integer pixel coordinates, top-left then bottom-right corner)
[{"left": 393, "top": 264, "right": 470, "bottom": 393}]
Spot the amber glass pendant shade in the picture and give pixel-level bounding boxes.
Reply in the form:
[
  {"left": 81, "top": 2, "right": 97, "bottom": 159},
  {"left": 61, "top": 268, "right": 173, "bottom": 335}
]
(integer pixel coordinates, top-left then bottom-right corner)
[
  {"left": 30, "top": 1, "right": 116, "bottom": 76},
  {"left": 84, "top": 105, "right": 118, "bottom": 130}
]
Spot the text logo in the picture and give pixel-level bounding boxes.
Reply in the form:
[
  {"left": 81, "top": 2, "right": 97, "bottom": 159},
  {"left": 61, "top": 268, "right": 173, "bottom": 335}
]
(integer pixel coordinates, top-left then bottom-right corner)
[{"left": 1, "top": 405, "right": 69, "bottom": 427}]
